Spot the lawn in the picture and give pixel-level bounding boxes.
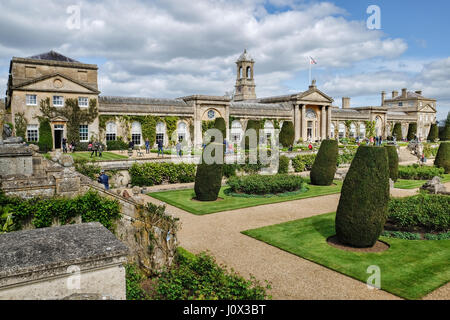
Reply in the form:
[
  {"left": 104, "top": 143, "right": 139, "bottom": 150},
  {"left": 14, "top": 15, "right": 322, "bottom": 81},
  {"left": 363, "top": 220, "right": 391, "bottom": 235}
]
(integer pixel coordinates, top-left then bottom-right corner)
[
  {"left": 44, "top": 151, "right": 129, "bottom": 162},
  {"left": 148, "top": 180, "right": 342, "bottom": 215},
  {"left": 242, "top": 212, "right": 450, "bottom": 300},
  {"left": 394, "top": 174, "right": 450, "bottom": 189}
]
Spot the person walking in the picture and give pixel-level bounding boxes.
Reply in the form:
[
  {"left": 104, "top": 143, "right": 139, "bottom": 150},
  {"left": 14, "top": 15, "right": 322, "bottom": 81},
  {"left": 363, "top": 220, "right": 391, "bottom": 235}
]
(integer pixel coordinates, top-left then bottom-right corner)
[
  {"left": 97, "top": 170, "right": 109, "bottom": 191},
  {"left": 145, "top": 138, "right": 150, "bottom": 154},
  {"left": 157, "top": 139, "right": 164, "bottom": 157},
  {"left": 98, "top": 143, "right": 103, "bottom": 157},
  {"left": 71, "top": 141, "right": 76, "bottom": 153},
  {"left": 62, "top": 138, "right": 67, "bottom": 153},
  {"left": 90, "top": 141, "right": 98, "bottom": 157},
  {"left": 176, "top": 141, "right": 182, "bottom": 157}
]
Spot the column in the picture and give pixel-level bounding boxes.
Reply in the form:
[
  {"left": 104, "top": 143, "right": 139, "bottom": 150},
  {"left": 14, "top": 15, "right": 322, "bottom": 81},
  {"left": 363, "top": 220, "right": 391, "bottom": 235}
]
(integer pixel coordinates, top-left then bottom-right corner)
[
  {"left": 193, "top": 105, "right": 202, "bottom": 148},
  {"left": 321, "top": 105, "right": 326, "bottom": 140},
  {"left": 294, "top": 104, "right": 300, "bottom": 142},
  {"left": 301, "top": 105, "right": 306, "bottom": 141}
]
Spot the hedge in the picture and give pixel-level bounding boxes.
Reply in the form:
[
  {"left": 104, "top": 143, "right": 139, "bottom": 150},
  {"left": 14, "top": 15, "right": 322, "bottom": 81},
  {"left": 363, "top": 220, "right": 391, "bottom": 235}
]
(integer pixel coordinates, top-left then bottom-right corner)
[
  {"left": 440, "top": 112, "right": 450, "bottom": 141},
  {"left": 129, "top": 162, "right": 196, "bottom": 186},
  {"left": 427, "top": 124, "right": 439, "bottom": 142},
  {"left": 398, "top": 164, "right": 444, "bottom": 180},
  {"left": 291, "top": 154, "right": 316, "bottom": 172},
  {"left": 310, "top": 139, "right": 338, "bottom": 186},
  {"left": 335, "top": 146, "right": 390, "bottom": 247},
  {"left": 385, "top": 145, "right": 399, "bottom": 182},
  {"left": 38, "top": 119, "right": 53, "bottom": 153},
  {"left": 407, "top": 123, "right": 417, "bottom": 141},
  {"left": 393, "top": 123, "right": 403, "bottom": 141},
  {"left": 227, "top": 174, "right": 304, "bottom": 195},
  {"left": 279, "top": 121, "right": 294, "bottom": 148},
  {"left": 434, "top": 142, "right": 450, "bottom": 173},
  {"left": 278, "top": 155, "right": 290, "bottom": 174},
  {"left": 244, "top": 120, "right": 261, "bottom": 149},
  {"left": 107, "top": 138, "right": 128, "bottom": 151}
]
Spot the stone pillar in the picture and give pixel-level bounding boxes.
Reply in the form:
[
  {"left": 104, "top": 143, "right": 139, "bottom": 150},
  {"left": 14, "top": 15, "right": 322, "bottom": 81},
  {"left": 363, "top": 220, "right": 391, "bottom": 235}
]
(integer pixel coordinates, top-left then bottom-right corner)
[
  {"left": 327, "top": 106, "right": 332, "bottom": 139},
  {"left": 321, "top": 106, "right": 326, "bottom": 140},
  {"left": 301, "top": 105, "right": 306, "bottom": 141},
  {"left": 193, "top": 104, "right": 202, "bottom": 148},
  {"left": 294, "top": 104, "right": 300, "bottom": 142}
]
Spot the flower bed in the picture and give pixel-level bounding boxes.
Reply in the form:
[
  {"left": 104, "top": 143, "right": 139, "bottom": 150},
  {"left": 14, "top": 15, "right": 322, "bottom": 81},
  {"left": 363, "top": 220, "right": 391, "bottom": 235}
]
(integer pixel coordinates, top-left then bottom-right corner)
[
  {"left": 226, "top": 174, "right": 304, "bottom": 195},
  {"left": 398, "top": 164, "right": 444, "bottom": 180}
]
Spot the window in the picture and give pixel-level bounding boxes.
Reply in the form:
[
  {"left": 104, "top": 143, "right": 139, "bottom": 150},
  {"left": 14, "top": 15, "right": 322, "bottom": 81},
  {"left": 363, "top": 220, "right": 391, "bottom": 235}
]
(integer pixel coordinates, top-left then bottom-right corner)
[
  {"left": 398, "top": 102, "right": 403, "bottom": 107},
  {"left": 330, "top": 124, "right": 335, "bottom": 138},
  {"left": 53, "top": 96, "right": 64, "bottom": 107},
  {"left": 26, "top": 94, "right": 37, "bottom": 106},
  {"left": 207, "top": 110, "right": 215, "bottom": 119},
  {"left": 359, "top": 124, "right": 366, "bottom": 139},
  {"left": 231, "top": 120, "right": 243, "bottom": 143},
  {"left": 339, "top": 123, "right": 345, "bottom": 139},
  {"left": 79, "top": 125, "right": 89, "bottom": 142},
  {"left": 106, "top": 122, "right": 117, "bottom": 141},
  {"left": 156, "top": 122, "right": 165, "bottom": 145},
  {"left": 264, "top": 121, "right": 274, "bottom": 143},
  {"left": 78, "top": 97, "right": 88, "bottom": 107},
  {"left": 27, "top": 124, "right": 39, "bottom": 142},
  {"left": 350, "top": 124, "right": 356, "bottom": 138},
  {"left": 177, "top": 122, "right": 187, "bottom": 143},
  {"left": 131, "top": 122, "right": 142, "bottom": 146}
]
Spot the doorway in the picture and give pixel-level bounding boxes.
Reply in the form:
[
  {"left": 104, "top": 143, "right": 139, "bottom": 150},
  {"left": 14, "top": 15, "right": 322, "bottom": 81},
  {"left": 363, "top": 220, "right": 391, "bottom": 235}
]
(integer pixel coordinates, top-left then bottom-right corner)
[{"left": 54, "top": 125, "right": 64, "bottom": 149}]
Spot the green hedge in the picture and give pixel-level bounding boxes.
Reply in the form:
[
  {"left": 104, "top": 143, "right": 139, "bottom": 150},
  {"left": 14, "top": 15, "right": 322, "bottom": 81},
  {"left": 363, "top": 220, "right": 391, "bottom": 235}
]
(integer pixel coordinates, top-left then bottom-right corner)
[
  {"left": 434, "top": 142, "right": 450, "bottom": 173},
  {"left": 278, "top": 155, "right": 290, "bottom": 174},
  {"left": 335, "top": 146, "right": 390, "bottom": 247},
  {"left": 244, "top": 120, "right": 261, "bottom": 149},
  {"left": 385, "top": 145, "right": 399, "bottom": 182},
  {"left": 291, "top": 154, "right": 316, "bottom": 172},
  {"left": 310, "top": 139, "right": 338, "bottom": 186},
  {"left": 279, "top": 121, "right": 294, "bottom": 148},
  {"left": 393, "top": 123, "right": 403, "bottom": 141},
  {"left": 388, "top": 193, "right": 449, "bottom": 232},
  {"left": 407, "top": 123, "right": 417, "bottom": 141},
  {"left": 107, "top": 138, "right": 128, "bottom": 151},
  {"left": 398, "top": 164, "right": 444, "bottom": 180},
  {"left": 227, "top": 174, "right": 304, "bottom": 195},
  {"left": 130, "top": 162, "right": 196, "bottom": 186},
  {"left": 38, "top": 119, "right": 53, "bottom": 153},
  {"left": 427, "top": 124, "right": 439, "bottom": 142}
]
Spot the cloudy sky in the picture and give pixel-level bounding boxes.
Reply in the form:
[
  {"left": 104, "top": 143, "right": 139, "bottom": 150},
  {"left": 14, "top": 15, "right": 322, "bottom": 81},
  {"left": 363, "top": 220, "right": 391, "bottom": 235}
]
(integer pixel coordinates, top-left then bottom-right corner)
[{"left": 1, "top": 0, "right": 449, "bottom": 120}]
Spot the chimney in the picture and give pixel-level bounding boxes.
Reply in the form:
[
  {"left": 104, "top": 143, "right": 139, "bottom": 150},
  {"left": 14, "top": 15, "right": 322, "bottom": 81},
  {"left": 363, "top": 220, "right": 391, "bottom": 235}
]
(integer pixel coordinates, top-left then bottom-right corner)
[
  {"left": 415, "top": 90, "right": 422, "bottom": 95},
  {"left": 381, "top": 91, "right": 386, "bottom": 106},
  {"left": 392, "top": 90, "right": 398, "bottom": 98},
  {"left": 342, "top": 97, "right": 350, "bottom": 109},
  {"left": 402, "top": 88, "right": 407, "bottom": 98}
]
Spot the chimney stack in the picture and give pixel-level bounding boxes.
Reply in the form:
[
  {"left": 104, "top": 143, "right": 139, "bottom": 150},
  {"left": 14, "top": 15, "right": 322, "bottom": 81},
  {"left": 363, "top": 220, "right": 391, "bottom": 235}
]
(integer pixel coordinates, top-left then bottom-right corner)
[
  {"left": 392, "top": 90, "right": 398, "bottom": 98},
  {"left": 415, "top": 90, "right": 422, "bottom": 95},
  {"left": 342, "top": 97, "right": 350, "bottom": 109},
  {"left": 402, "top": 88, "right": 407, "bottom": 98},
  {"left": 381, "top": 91, "right": 386, "bottom": 106}
]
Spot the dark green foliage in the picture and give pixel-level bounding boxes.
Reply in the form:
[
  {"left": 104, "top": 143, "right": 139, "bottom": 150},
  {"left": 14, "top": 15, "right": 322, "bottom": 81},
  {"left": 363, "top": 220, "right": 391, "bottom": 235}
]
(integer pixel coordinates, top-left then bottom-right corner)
[
  {"left": 244, "top": 120, "right": 261, "bottom": 149},
  {"left": 0, "top": 190, "right": 121, "bottom": 231},
  {"left": 222, "top": 159, "right": 270, "bottom": 177},
  {"left": 14, "top": 112, "right": 27, "bottom": 140},
  {"left": 37, "top": 119, "right": 53, "bottom": 152},
  {"left": 152, "top": 248, "right": 271, "bottom": 300},
  {"left": 381, "top": 230, "right": 422, "bottom": 240},
  {"left": 439, "top": 112, "right": 450, "bottom": 141},
  {"left": 227, "top": 174, "right": 304, "bottom": 195},
  {"left": 310, "top": 139, "right": 338, "bottom": 186},
  {"left": 434, "top": 142, "right": 450, "bottom": 173},
  {"left": 427, "top": 124, "right": 439, "bottom": 142},
  {"left": 407, "top": 123, "right": 417, "bottom": 141},
  {"left": 385, "top": 145, "right": 399, "bottom": 182},
  {"left": 291, "top": 154, "right": 316, "bottom": 172},
  {"left": 106, "top": 137, "right": 128, "bottom": 150},
  {"left": 335, "top": 146, "right": 390, "bottom": 247},
  {"left": 214, "top": 117, "right": 227, "bottom": 141},
  {"left": 398, "top": 164, "right": 444, "bottom": 180},
  {"left": 424, "top": 232, "right": 450, "bottom": 240},
  {"left": 125, "top": 264, "right": 150, "bottom": 300},
  {"left": 279, "top": 121, "right": 294, "bottom": 148},
  {"left": 393, "top": 123, "right": 403, "bottom": 140},
  {"left": 129, "top": 162, "right": 197, "bottom": 186},
  {"left": 278, "top": 155, "right": 290, "bottom": 174},
  {"left": 387, "top": 193, "right": 449, "bottom": 232},
  {"left": 74, "top": 159, "right": 101, "bottom": 179}
]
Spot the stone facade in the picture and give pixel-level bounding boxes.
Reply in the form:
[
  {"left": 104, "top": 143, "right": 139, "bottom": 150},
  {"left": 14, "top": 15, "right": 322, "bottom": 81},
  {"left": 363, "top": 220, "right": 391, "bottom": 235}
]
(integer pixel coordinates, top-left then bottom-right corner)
[{"left": 4, "top": 50, "right": 438, "bottom": 150}]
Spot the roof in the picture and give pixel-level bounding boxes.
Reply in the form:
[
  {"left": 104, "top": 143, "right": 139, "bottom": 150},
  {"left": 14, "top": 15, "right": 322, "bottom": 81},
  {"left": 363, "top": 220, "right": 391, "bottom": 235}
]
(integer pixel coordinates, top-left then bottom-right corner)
[
  {"left": 230, "top": 101, "right": 291, "bottom": 111},
  {"left": 0, "top": 222, "right": 128, "bottom": 278},
  {"left": 99, "top": 96, "right": 188, "bottom": 107},
  {"left": 237, "top": 49, "right": 254, "bottom": 62},
  {"left": 386, "top": 91, "right": 435, "bottom": 101},
  {"left": 27, "top": 50, "right": 80, "bottom": 63}
]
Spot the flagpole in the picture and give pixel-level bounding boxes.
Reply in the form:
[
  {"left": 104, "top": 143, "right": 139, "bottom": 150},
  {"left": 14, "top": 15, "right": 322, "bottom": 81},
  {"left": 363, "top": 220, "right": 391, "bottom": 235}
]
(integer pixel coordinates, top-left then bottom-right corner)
[{"left": 309, "top": 59, "right": 311, "bottom": 84}]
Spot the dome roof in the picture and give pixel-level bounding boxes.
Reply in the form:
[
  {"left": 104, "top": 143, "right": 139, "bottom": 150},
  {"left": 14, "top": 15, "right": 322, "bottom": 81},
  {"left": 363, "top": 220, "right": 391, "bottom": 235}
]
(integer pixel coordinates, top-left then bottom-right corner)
[{"left": 237, "top": 49, "right": 254, "bottom": 62}]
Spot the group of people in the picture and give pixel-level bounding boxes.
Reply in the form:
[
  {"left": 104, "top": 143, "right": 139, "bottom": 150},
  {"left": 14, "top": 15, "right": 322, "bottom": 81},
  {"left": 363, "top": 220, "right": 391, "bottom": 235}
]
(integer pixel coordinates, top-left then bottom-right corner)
[
  {"left": 61, "top": 138, "right": 76, "bottom": 153},
  {"left": 88, "top": 141, "right": 103, "bottom": 157}
]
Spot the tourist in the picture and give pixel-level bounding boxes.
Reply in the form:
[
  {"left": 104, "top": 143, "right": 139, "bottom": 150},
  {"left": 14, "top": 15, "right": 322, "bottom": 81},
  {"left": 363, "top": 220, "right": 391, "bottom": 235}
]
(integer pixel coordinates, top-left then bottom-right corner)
[
  {"left": 157, "top": 139, "right": 164, "bottom": 157},
  {"left": 71, "top": 141, "right": 76, "bottom": 153},
  {"left": 98, "top": 143, "right": 103, "bottom": 157},
  {"left": 90, "top": 141, "right": 98, "bottom": 157},
  {"left": 145, "top": 138, "right": 150, "bottom": 154},
  {"left": 97, "top": 170, "right": 109, "bottom": 190},
  {"left": 308, "top": 143, "right": 313, "bottom": 151},
  {"left": 128, "top": 140, "right": 134, "bottom": 156},
  {"left": 62, "top": 138, "right": 67, "bottom": 153},
  {"left": 176, "top": 141, "right": 182, "bottom": 157}
]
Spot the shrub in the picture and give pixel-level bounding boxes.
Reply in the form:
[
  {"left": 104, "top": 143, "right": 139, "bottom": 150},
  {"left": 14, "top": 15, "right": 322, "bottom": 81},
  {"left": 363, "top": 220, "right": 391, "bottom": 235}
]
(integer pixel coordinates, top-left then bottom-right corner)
[
  {"left": 38, "top": 119, "right": 53, "bottom": 152},
  {"left": 385, "top": 145, "right": 399, "bottom": 182},
  {"left": 214, "top": 117, "right": 227, "bottom": 142},
  {"left": 244, "top": 120, "right": 261, "bottom": 149},
  {"left": 227, "top": 174, "right": 304, "bottom": 195},
  {"left": 440, "top": 112, "right": 450, "bottom": 141},
  {"left": 337, "top": 148, "right": 357, "bottom": 166},
  {"left": 291, "top": 154, "right": 316, "bottom": 172},
  {"left": 335, "top": 146, "right": 390, "bottom": 247},
  {"left": 279, "top": 121, "right": 294, "bottom": 148},
  {"left": 278, "top": 155, "right": 290, "bottom": 174},
  {"left": 427, "top": 124, "right": 439, "bottom": 142},
  {"left": 107, "top": 137, "right": 128, "bottom": 151},
  {"left": 387, "top": 193, "right": 450, "bottom": 232},
  {"left": 130, "top": 162, "right": 196, "bottom": 186},
  {"left": 381, "top": 230, "right": 421, "bottom": 240},
  {"left": 125, "top": 264, "right": 150, "bottom": 300},
  {"left": 74, "top": 159, "right": 101, "bottom": 179},
  {"left": 310, "top": 139, "right": 338, "bottom": 186},
  {"left": 407, "top": 123, "right": 417, "bottom": 141},
  {"left": 393, "top": 123, "right": 403, "bottom": 141},
  {"left": 398, "top": 164, "right": 444, "bottom": 180},
  {"left": 434, "top": 142, "right": 450, "bottom": 173}
]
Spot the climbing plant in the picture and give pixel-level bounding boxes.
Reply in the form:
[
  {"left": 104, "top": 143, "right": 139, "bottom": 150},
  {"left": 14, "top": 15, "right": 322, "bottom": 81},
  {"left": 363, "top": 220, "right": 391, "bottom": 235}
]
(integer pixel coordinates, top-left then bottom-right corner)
[
  {"left": 14, "top": 112, "right": 27, "bottom": 140},
  {"left": 344, "top": 120, "right": 353, "bottom": 138},
  {"left": 364, "top": 120, "right": 376, "bottom": 139}
]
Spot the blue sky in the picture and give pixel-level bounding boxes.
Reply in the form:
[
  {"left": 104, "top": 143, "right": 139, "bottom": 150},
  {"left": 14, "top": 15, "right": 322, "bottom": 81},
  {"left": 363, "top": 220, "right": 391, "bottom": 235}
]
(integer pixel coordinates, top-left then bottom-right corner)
[{"left": 1, "top": 0, "right": 449, "bottom": 121}]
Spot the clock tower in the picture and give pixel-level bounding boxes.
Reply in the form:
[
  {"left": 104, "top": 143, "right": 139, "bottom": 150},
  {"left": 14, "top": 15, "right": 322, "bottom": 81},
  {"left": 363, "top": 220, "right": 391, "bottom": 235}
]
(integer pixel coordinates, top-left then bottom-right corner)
[{"left": 234, "top": 49, "right": 256, "bottom": 101}]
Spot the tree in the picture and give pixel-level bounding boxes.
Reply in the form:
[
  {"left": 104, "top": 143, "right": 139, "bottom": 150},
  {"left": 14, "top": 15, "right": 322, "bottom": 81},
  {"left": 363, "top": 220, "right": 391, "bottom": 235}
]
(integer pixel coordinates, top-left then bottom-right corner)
[
  {"left": 392, "top": 123, "right": 403, "bottom": 141},
  {"left": 427, "top": 123, "right": 439, "bottom": 142},
  {"left": 407, "top": 123, "right": 417, "bottom": 141},
  {"left": 335, "top": 146, "right": 390, "bottom": 247},
  {"left": 440, "top": 112, "right": 450, "bottom": 141},
  {"left": 37, "top": 118, "right": 53, "bottom": 153},
  {"left": 364, "top": 120, "right": 376, "bottom": 139},
  {"left": 310, "top": 139, "right": 338, "bottom": 186},
  {"left": 279, "top": 121, "right": 294, "bottom": 148},
  {"left": 14, "top": 112, "right": 27, "bottom": 141},
  {"left": 244, "top": 120, "right": 261, "bottom": 150},
  {"left": 384, "top": 145, "right": 399, "bottom": 182},
  {"left": 434, "top": 142, "right": 450, "bottom": 173}
]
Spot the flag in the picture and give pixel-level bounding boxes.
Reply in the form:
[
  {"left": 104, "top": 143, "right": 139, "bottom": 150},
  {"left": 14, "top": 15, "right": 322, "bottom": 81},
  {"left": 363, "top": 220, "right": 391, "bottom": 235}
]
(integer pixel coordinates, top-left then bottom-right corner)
[{"left": 310, "top": 56, "right": 317, "bottom": 65}]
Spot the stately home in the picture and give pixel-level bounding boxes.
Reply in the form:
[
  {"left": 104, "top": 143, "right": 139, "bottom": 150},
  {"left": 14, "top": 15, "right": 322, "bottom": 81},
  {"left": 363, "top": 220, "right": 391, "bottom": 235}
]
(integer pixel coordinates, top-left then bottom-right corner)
[{"left": 3, "top": 50, "right": 438, "bottom": 150}]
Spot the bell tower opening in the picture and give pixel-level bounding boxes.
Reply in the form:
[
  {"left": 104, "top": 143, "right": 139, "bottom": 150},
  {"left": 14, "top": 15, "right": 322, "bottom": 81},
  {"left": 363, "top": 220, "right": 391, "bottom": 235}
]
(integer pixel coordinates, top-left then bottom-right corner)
[{"left": 234, "top": 49, "right": 256, "bottom": 101}]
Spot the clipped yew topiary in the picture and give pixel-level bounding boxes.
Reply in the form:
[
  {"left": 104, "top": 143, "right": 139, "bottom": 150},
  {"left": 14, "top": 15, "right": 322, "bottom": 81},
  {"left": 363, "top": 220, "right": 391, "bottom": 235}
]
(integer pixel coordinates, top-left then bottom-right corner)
[
  {"left": 407, "top": 123, "right": 417, "bottom": 141},
  {"left": 244, "top": 120, "right": 261, "bottom": 149},
  {"left": 384, "top": 145, "right": 399, "bottom": 182},
  {"left": 434, "top": 142, "right": 450, "bottom": 173},
  {"left": 214, "top": 117, "right": 227, "bottom": 142},
  {"left": 38, "top": 119, "right": 53, "bottom": 153},
  {"left": 393, "top": 123, "right": 403, "bottom": 141},
  {"left": 310, "top": 139, "right": 338, "bottom": 186},
  {"left": 427, "top": 123, "right": 439, "bottom": 142},
  {"left": 335, "top": 146, "right": 390, "bottom": 247},
  {"left": 279, "top": 121, "right": 295, "bottom": 148}
]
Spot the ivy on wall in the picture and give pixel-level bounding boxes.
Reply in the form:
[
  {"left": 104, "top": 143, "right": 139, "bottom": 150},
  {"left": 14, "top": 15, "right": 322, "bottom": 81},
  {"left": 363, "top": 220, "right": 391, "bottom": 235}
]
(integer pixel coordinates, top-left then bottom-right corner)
[
  {"left": 364, "top": 120, "right": 376, "bottom": 139},
  {"left": 14, "top": 112, "right": 27, "bottom": 140}
]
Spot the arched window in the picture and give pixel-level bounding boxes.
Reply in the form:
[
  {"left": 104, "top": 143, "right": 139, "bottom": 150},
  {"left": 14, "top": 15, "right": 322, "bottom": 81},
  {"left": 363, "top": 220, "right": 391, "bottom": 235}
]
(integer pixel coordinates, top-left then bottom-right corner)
[
  {"left": 156, "top": 121, "right": 165, "bottom": 145},
  {"left": 330, "top": 123, "right": 335, "bottom": 138},
  {"left": 246, "top": 66, "right": 251, "bottom": 79},
  {"left": 239, "top": 67, "right": 243, "bottom": 79},
  {"left": 231, "top": 120, "right": 243, "bottom": 143},
  {"left": 339, "top": 123, "right": 345, "bottom": 139},
  {"left": 106, "top": 122, "right": 117, "bottom": 141},
  {"left": 177, "top": 122, "right": 187, "bottom": 143},
  {"left": 359, "top": 123, "right": 366, "bottom": 139},
  {"left": 375, "top": 116, "right": 383, "bottom": 136},
  {"left": 350, "top": 123, "right": 356, "bottom": 138},
  {"left": 264, "top": 120, "right": 274, "bottom": 142},
  {"left": 131, "top": 122, "right": 142, "bottom": 146}
]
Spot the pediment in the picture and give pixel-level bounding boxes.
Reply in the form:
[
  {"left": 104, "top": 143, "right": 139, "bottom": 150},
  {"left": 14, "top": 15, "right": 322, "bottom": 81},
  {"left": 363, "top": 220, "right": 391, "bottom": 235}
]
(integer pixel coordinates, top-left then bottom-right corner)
[
  {"left": 297, "top": 89, "right": 333, "bottom": 103},
  {"left": 14, "top": 73, "right": 98, "bottom": 94},
  {"left": 419, "top": 104, "right": 436, "bottom": 113}
]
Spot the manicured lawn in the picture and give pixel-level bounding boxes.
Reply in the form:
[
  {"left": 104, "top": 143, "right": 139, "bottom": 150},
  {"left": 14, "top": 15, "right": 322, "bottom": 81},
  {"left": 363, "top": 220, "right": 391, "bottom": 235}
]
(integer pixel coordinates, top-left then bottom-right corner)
[
  {"left": 148, "top": 180, "right": 342, "bottom": 215},
  {"left": 44, "top": 151, "right": 129, "bottom": 162},
  {"left": 394, "top": 174, "right": 450, "bottom": 189},
  {"left": 242, "top": 212, "right": 450, "bottom": 300}
]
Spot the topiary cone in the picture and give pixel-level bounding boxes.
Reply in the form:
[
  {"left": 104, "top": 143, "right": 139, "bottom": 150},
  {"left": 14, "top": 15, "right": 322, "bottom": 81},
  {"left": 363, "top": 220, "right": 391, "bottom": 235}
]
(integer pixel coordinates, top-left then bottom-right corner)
[
  {"left": 384, "top": 145, "right": 399, "bottom": 182},
  {"left": 434, "top": 142, "right": 450, "bottom": 173},
  {"left": 335, "top": 146, "right": 390, "bottom": 247},
  {"left": 310, "top": 139, "right": 338, "bottom": 186}
]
